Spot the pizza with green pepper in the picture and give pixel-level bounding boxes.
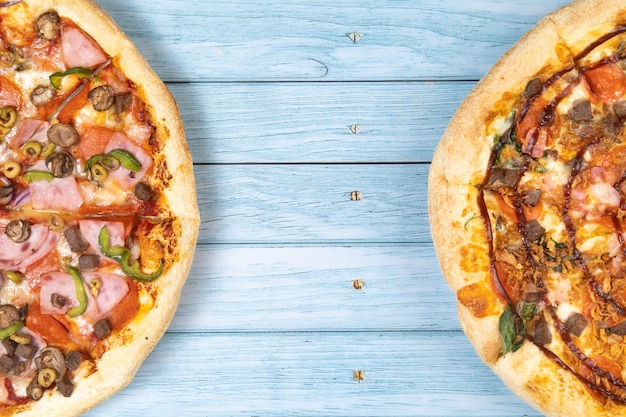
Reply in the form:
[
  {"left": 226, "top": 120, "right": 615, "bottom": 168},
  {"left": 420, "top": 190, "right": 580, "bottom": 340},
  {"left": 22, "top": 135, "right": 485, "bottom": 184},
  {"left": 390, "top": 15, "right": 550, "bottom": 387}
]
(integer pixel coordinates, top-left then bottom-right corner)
[
  {"left": 0, "top": 0, "right": 200, "bottom": 415},
  {"left": 428, "top": 0, "right": 626, "bottom": 415}
]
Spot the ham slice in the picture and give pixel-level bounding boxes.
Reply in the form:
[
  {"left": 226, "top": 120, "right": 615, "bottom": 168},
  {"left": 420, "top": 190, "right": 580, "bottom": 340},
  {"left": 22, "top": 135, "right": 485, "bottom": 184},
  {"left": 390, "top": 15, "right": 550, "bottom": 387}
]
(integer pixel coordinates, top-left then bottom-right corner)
[
  {"left": 39, "top": 271, "right": 129, "bottom": 321},
  {"left": 83, "top": 272, "right": 129, "bottom": 321},
  {"left": 104, "top": 132, "right": 153, "bottom": 189},
  {"left": 79, "top": 220, "right": 125, "bottom": 257},
  {"left": 39, "top": 272, "right": 79, "bottom": 315},
  {"left": 13, "top": 229, "right": 59, "bottom": 272},
  {"left": 9, "top": 119, "right": 50, "bottom": 150},
  {"left": 29, "top": 176, "right": 84, "bottom": 212},
  {"left": 0, "top": 224, "right": 51, "bottom": 270},
  {"left": 61, "top": 25, "right": 107, "bottom": 69}
]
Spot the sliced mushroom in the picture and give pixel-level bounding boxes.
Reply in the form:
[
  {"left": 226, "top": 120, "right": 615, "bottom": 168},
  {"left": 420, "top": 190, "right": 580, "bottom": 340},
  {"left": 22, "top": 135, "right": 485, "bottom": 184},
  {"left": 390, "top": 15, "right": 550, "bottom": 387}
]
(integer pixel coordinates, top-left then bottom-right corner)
[
  {"left": 26, "top": 378, "right": 44, "bottom": 401},
  {"left": 35, "top": 11, "right": 60, "bottom": 40},
  {"left": 5, "top": 219, "right": 31, "bottom": 243},
  {"left": 134, "top": 182, "right": 155, "bottom": 201},
  {"left": 47, "top": 123, "right": 79, "bottom": 147},
  {"left": 30, "top": 85, "right": 56, "bottom": 107},
  {"left": 88, "top": 85, "right": 115, "bottom": 111},
  {"left": 0, "top": 304, "right": 20, "bottom": 328},
  {"left": 36, "top": 346, "right": 66, "bottom": 379},
  {"left": 46, "top": 151, "right": 75, "bottom": 178},
  {"left": 0, "top": 179, "right": 14, "bottom": 207}
]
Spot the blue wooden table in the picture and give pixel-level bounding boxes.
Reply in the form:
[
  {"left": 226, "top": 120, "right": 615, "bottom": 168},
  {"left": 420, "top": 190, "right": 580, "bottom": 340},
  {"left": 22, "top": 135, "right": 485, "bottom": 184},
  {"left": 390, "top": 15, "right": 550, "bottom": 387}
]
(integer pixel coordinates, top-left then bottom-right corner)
[{"left": 81, "top": 1, "right": 575, "bottom": 415}]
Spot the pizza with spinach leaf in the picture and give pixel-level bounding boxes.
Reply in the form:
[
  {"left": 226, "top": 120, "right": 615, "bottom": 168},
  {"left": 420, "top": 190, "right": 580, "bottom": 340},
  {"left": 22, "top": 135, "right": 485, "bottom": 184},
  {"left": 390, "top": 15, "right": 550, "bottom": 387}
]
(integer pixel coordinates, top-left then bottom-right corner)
[{"left": 430, "top": 0, "right": 626, "bottom": 415}]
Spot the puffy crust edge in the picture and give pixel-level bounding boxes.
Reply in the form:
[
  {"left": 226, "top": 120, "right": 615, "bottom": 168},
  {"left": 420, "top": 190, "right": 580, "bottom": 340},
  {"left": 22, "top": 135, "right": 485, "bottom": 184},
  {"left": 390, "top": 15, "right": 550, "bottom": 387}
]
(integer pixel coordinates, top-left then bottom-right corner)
[
  {"left": 0, "top": 1, "right": 200, "bottom": 416},
  {"left": 429, "top": 1, "right": 626, "bottom": 417}
]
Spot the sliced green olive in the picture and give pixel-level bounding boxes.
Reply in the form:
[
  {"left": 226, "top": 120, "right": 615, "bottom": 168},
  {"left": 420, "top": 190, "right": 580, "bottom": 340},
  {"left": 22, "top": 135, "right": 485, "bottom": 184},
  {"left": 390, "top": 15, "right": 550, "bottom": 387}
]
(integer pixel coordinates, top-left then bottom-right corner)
[
  {"left": 0, "top": 50, "right": 14, "bottom": 68},
  {"left": 107, "top": 149, "right": 141, "bottom": 172},
  {"left": 9, "top": 331, "right": 31, "bottom": 345},
  {"left": 89, "top": 278, "right": 102, "bottom": 297},
  {"left": 88, "top": 163, "right": 107, "bottom": 182},
  {"left": 85, "top": 149, "right": 141, "bottom": 173},
  {"left": 2, "top": 160, "right": 20, "bottom": 179},
  {"left": 21, "top": 141, "right": 42, "bottom": 158},
  {"left": 41, "top": 142, "right": 55, "bottom": 158},
  {"left": 37, "top": 368, "right": 57, "bottom": 388},
  {"left": 4, "top": 270, "right": 23, "bottom": 284},
  {"left": 48, "top": 213, "right": 64, "bottom": 231},
  {"left": 0, "top": 106, "right": 16, "bottom": 130},
  {"left": 101, "top": 155, "right": 120, "bottom": 171}
]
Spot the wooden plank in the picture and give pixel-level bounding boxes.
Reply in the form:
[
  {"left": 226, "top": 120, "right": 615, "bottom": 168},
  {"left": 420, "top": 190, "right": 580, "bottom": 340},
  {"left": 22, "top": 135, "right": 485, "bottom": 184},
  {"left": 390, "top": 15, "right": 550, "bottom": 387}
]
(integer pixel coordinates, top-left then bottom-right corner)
[
  {"left": 99, "top": 0, "right": 569, "bottom": 82},
  {"left": 174, "top": 81, "right": 474, "bottom": 164},
  {"left": 84, "top": 331, "right": 540, "bottom": 417},
  {"left": 195, "top": 164, "right": 430, "bottom": 245},
  {"left": 172, "top": 243, "right": 458, "bottom": 332}
]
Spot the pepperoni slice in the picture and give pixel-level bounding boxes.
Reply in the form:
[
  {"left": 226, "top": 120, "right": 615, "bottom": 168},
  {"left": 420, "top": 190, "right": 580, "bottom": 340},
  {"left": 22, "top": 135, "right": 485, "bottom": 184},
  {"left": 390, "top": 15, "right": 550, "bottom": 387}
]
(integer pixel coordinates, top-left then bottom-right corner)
[
  {"left": 75, "top": 125, "right": 117, "bottom": 161},
  {"left": 584, "top": 62, "right": 626, "bottom": 103},
  {"left": 0, "top": 76, "right": 22, "bottom": 109}
]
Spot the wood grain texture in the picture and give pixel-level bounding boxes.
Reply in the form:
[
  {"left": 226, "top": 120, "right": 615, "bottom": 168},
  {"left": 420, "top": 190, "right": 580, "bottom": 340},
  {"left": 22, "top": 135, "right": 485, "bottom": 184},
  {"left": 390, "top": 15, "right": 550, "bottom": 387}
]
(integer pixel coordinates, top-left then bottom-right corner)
[
  {"left": 84, "top": 331, "right": 540, "bottom": 417},
  {"left": 171, "top": 244, "right": 457, "bottom": 332},
  {"left": 98, "top": 0, "right": 569, "bottom": 82},
  {"left": 74, "top": 1, "right": 575, "bottom": 416},
  {"left": 175, "top": 82, "right": 474, "bottom": 164},
  {"left": 195, "top": 164, "right": 429, "bottom": 244}
]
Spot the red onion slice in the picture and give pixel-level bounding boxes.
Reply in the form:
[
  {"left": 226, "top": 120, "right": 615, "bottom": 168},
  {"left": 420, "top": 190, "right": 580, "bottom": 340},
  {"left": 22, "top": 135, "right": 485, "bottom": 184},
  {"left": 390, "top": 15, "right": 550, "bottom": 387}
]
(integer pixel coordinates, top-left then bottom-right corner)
[{"left": 12, "top": 187, "right": 30, "bottom": 207}]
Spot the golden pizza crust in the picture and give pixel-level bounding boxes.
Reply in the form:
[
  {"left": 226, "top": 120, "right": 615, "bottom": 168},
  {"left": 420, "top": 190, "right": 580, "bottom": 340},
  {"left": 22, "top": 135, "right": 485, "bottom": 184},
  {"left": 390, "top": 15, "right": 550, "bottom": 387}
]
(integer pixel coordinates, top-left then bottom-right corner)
[
  {"left": 430, "top": 1, "right": 626, "bottom": 416},
  {"left": 0, "top": 1, "right": 200, "bottom": 416},
  {"left": 430, "top": 15, "right": 572, "bottom": 186}
]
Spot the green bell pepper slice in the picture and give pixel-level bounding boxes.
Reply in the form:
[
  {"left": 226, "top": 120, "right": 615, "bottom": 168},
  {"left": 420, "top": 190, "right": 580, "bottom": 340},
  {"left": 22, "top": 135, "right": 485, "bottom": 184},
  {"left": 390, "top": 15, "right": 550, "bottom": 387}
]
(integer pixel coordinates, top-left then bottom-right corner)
[
  {"left": 85, "top": 149, "right": 141, "bottom": 174},
  {"left": 98, "top": 226, "right": 163, "bottom": 282},
  {"left": 49, "top": 67, "right": 93, "bottom": 89},
  {"left": 66, "top": 265, "right": 88, "bottom": 318},
  {"left": 23, "top": 170, "right": 54, "bottom": 183},
  {"left": 0, "top": 320, "right": 23, "bottom": 340}
]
